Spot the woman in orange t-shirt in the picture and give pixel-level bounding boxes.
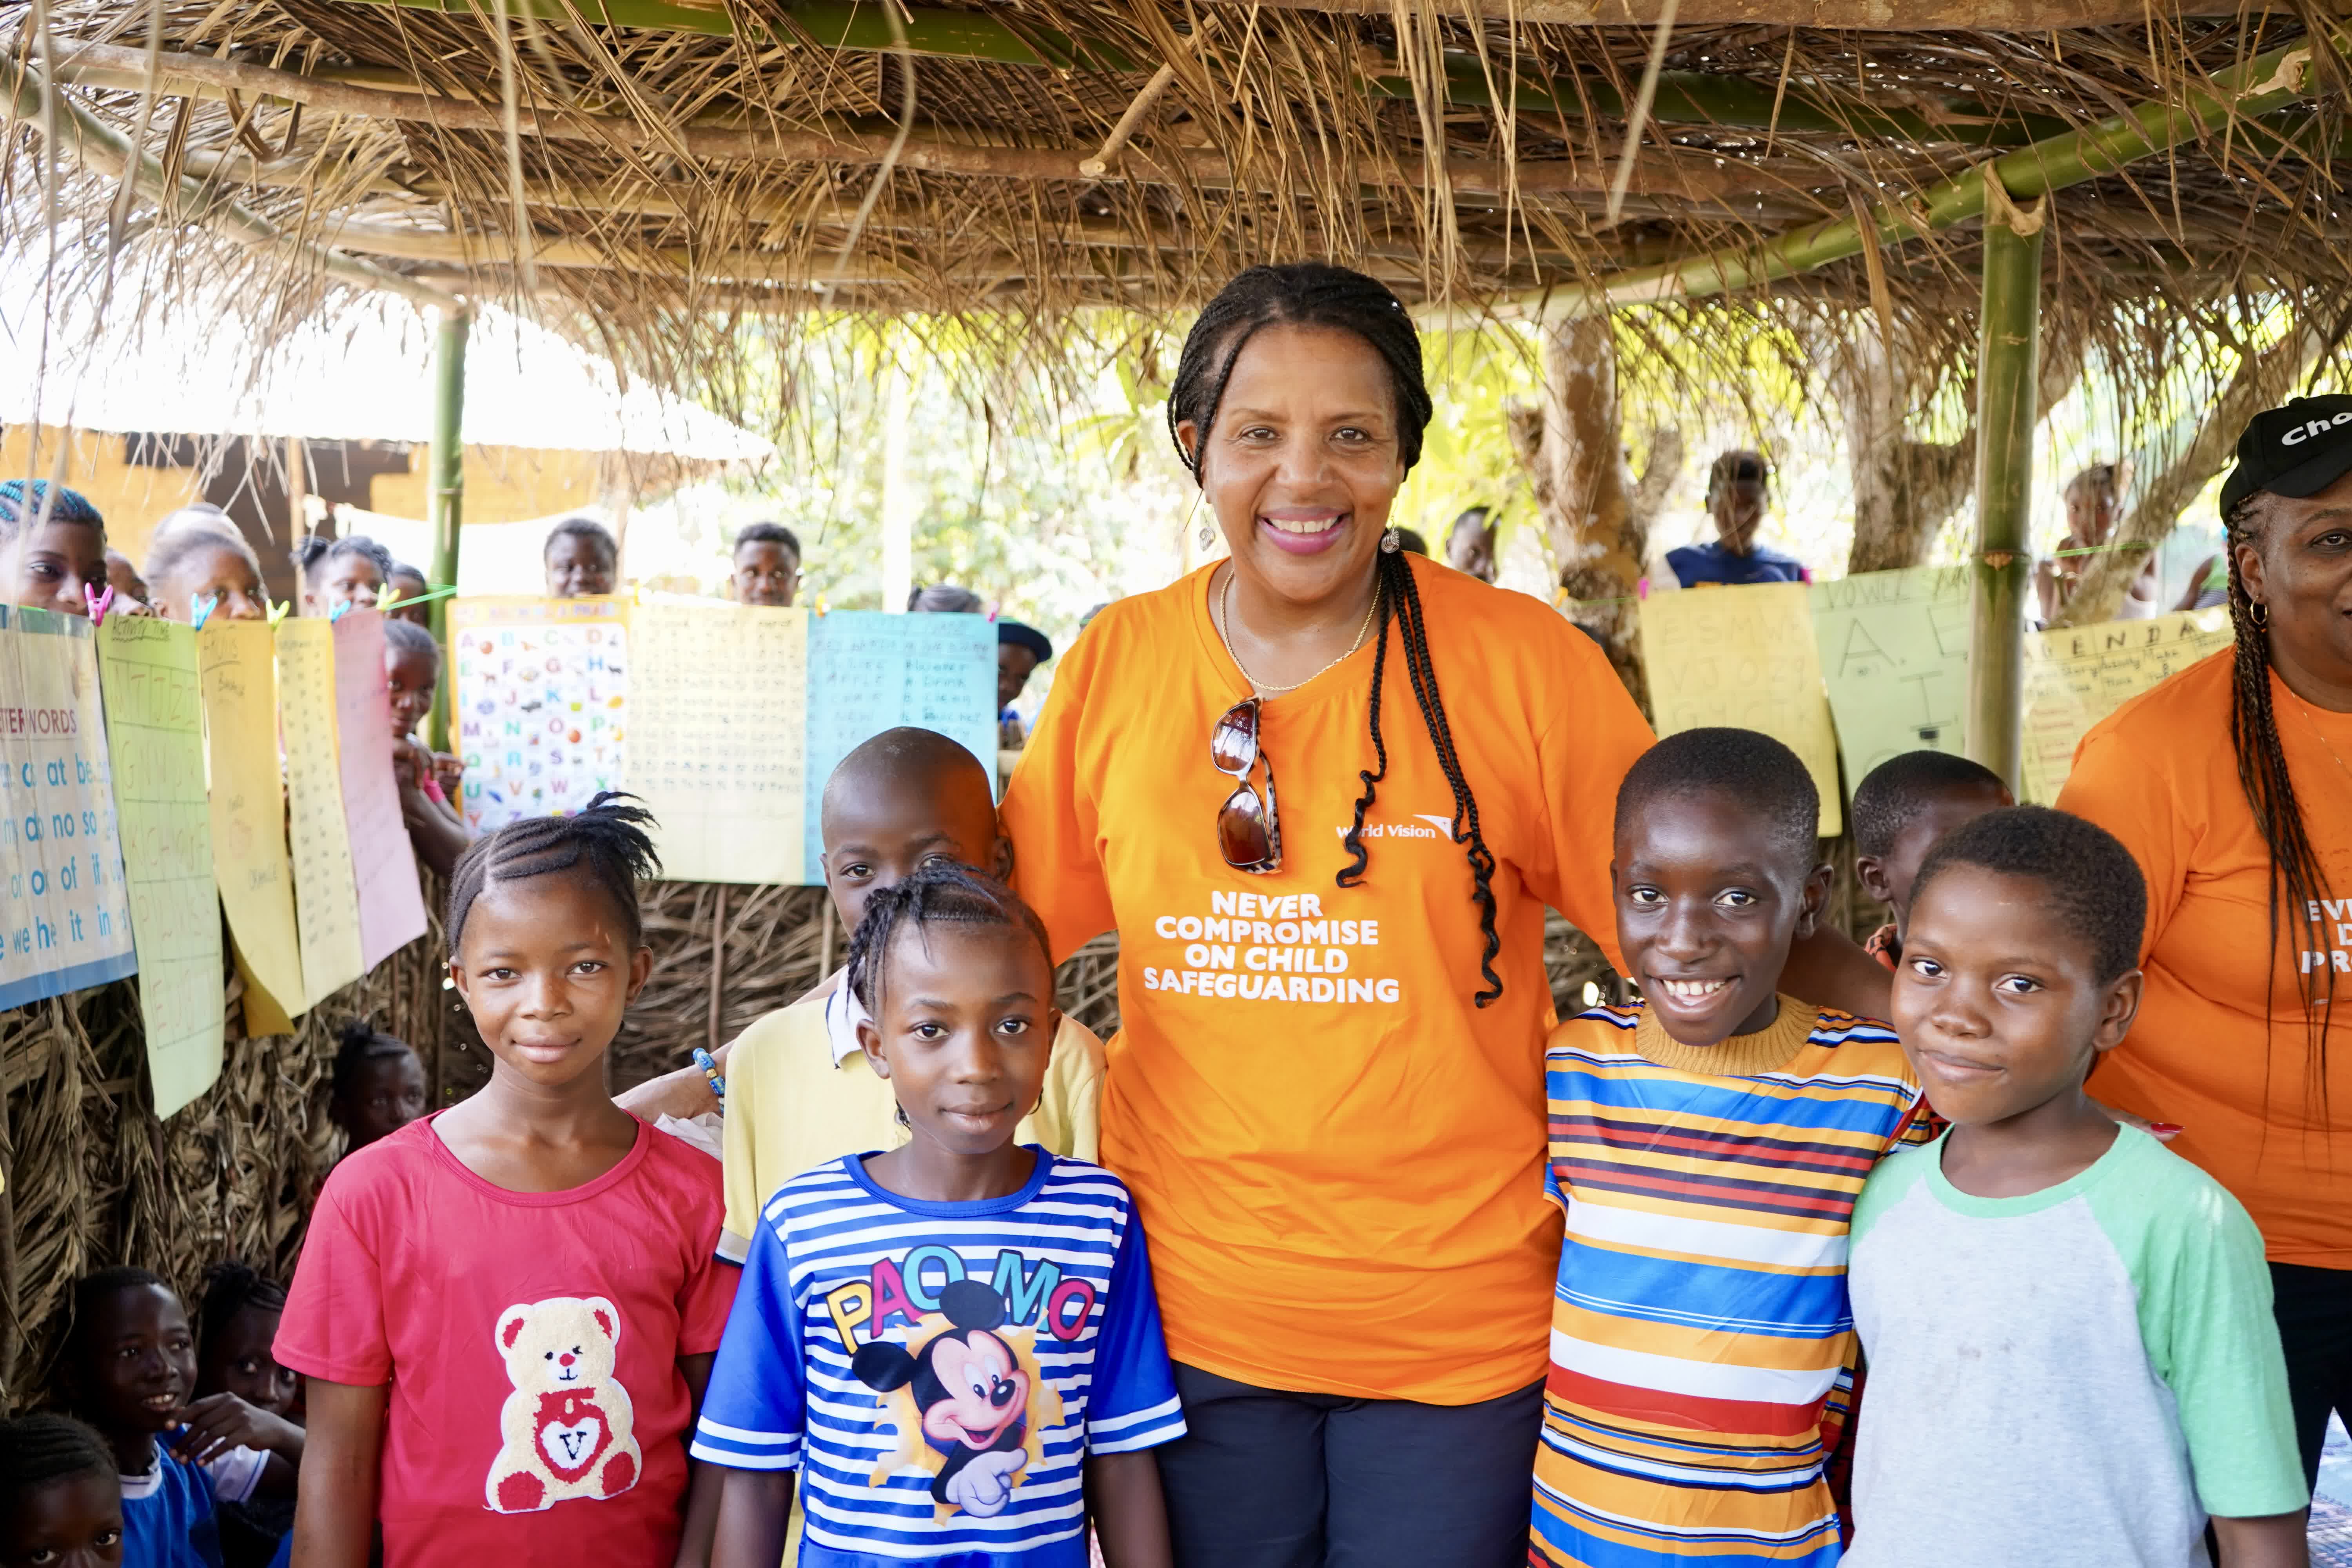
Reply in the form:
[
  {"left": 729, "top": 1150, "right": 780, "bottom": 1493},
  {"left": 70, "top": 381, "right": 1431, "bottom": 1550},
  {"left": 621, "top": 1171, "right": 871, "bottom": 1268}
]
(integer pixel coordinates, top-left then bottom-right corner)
[
  {"left": 1000, "top": 264, "right": 1653, "bottom": 1567},
  {"left": 2057, "top": 394, "right": 2352, "bottom": 1494}
]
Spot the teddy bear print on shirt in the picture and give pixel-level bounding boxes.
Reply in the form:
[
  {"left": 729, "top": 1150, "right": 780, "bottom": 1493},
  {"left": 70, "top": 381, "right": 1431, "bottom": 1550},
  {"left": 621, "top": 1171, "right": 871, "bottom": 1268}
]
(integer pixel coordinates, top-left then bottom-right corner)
[{"left": 486, "top": 1294, "right": 643, "bottom": 1514}]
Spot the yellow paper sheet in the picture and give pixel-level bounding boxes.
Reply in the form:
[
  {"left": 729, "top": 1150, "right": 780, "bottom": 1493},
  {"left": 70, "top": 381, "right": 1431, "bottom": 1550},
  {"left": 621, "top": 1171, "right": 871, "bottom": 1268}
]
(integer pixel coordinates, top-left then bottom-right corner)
[
  {"left": 1639, "top": 582, "right": 1845, "bottom": 837},
  {"left": 627, "top": 601, "right": 811, "bottom": 884},
  {"left": 198, "top": 619, "right": 306, "bottom": 1021},
  {"left": 1809, "top": 566, "right": 1973, "bottom": 783},
  {"left": 95, "top": 616, "right": 226, "bottom": 1117},
  {"left": 2020, "top": 609, "right": 2234, "bottom": 804},
  {"left": 277, "top": 619, "right": 366, "bottom": 1007}
]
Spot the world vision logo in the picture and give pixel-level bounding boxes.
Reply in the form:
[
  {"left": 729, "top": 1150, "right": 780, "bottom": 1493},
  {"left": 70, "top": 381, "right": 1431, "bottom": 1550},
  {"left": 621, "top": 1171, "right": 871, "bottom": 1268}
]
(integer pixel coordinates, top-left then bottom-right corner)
[{"left": 1330, "top": 813, "right": 1457, "bottom": 841}]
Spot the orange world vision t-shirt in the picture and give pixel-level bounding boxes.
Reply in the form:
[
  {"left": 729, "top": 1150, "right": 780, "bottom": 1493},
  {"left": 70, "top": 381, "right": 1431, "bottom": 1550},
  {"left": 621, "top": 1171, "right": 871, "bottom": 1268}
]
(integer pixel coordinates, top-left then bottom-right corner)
[
  {"left": 1001, "top": 557, "right": 1655, "bottom": 1403},
  {"left": 2058, "top": 651, "right": 2352, "bottom": 1267}
]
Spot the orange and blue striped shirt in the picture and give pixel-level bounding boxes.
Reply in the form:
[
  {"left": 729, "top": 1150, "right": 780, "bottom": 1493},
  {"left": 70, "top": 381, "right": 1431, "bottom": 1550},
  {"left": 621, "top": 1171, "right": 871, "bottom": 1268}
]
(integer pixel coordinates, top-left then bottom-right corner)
[{"left": 1532, "top": 998, "right": 1926, "bottom": 1568}]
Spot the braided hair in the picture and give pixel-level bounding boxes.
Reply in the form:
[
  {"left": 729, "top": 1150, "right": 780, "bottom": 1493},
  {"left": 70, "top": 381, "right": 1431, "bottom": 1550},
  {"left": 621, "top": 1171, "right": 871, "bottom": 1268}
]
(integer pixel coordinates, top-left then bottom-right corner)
[
  {"left": 0, "top": 479, "right": 103, "bottom": 540},
  {"left": 2222, "top": 492, "right": 2337, "bottom": 1082},
  {"left": 845, "top": 862, "right": 1054, "bottom": 1022},
  {"left": 1166, "top": 263, "right": 1503, "bottom": 1005},
  {"left": 330, "top": 1017, "right": 419, "bottom": 1102},
  {"left": 195, "top": 1263, "right": 287, "bottom": 1372},
  {"left": 445, "top": 792, "right": 661, "bottom": 955},
  {"left": 293, "top": 532, "right": 394, "bottom": 587},
  {"left": 0, "top": 1413, "right": 113, "bottom": 1499}
]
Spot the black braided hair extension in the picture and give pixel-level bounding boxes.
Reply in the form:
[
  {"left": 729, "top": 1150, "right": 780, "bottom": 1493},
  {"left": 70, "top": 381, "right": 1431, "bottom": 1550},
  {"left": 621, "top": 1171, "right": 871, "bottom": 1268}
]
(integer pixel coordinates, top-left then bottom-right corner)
[
  {"left": 1169, "top": 263, "right": 1503, "bottom": 1005},
  {"left": 0, "top": 1413, "right": 114, "bottom": 1499},
  {"left": 445, "top": 791, "right": 662, "bottom": 955},
  {"left": 2223, "top": 494, "right": 2337, "bottom": 1093},
  {"left": 843, "top": 862, "right": 1054, "bottom": 1023}
]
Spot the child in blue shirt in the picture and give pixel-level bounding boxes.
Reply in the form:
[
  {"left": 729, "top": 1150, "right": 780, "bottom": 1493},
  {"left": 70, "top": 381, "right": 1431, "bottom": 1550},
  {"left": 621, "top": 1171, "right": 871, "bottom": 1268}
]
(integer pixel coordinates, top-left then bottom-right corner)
[{"left": 696, "top": 864, "right": 1183, "bottom": 1567}]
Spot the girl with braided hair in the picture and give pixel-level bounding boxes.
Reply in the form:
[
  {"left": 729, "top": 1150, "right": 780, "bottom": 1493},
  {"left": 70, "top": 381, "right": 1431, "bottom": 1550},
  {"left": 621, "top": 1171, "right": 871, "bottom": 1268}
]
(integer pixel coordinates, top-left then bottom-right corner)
[
  {"left": 2058, "top": 393, "right": 2352, "bottom": 1498},
  {"left": 279, "top": 795, "right": 737, "bottom": 1568},
  {"left": 0, "top": 1413, "right": 122, "bottom": 1566},
  {"left": 0, "top": 480, "right": 108, "bottom": 617},
  {"left": 1000, "top": 263, "right": 1653, "bottom": 1565}
]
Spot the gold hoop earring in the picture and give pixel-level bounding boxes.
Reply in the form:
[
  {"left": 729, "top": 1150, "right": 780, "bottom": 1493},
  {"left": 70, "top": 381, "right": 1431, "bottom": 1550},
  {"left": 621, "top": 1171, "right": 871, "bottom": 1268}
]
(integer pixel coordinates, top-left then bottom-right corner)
[{"left": 2250, "top": 599, "right": 2271, "bottom": 629}]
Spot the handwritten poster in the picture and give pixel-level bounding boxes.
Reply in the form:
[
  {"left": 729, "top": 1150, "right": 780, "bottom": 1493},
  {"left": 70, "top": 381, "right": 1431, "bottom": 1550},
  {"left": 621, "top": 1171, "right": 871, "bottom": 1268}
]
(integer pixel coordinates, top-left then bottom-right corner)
[
  {"left": 802, "top": 612, "right": 999, "bottom": 877},
  {"left": 629, "top": 602, "right": 811, "bottom": 884},
  {"left": 1809, "top": 566, "right": 1973, "bottom": 784},
  {"left": 2020, "top": 609, "right": 2234, "bottom": 803},
  {"left": 1639, "top": 583, "right": 1845, "bottom": 837},
  {"left": 277, "top": 619, "right": 365, "bottom": 1007},
  {"left": 95, "top": 616, "right": 223, "bottom": 1117},
  {"left": 199, "top": 619, "right": 305, "bottom": 1021},
  {"left": 450, "top": 597, "right": 629, "bottom": 832},
  {"left": 0, "top": 608, "right": 136, "bottom": 1009},
  {"left": 332, "top": 612, "right": 428, "bottom": 969}
]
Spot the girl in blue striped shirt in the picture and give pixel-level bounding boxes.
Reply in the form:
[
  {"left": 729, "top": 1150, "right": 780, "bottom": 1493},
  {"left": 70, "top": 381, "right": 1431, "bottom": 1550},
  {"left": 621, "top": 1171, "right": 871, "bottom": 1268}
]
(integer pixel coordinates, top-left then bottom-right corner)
[{"left": 697, "top": 865, "right": 1183, "bottom": 1567}]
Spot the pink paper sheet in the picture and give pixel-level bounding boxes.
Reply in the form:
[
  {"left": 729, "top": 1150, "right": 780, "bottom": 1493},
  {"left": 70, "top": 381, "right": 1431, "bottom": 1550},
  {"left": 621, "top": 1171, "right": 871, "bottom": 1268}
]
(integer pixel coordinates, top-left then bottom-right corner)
[{"left": 332, "top": 612, "right": 430, "bottom": 970}]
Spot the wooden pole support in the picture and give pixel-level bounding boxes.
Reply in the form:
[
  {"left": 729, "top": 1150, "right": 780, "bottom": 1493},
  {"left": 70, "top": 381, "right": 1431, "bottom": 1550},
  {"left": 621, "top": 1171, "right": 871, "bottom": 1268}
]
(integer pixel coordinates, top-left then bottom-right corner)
[{"left": 1965, "top": 171, "right": 2045, "bottom": 795}]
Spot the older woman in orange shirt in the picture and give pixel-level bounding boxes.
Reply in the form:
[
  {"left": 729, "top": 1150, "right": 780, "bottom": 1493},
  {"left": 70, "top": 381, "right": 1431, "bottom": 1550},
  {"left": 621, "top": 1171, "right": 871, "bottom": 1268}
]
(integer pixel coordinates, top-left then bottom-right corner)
[
  {"left": 2058, "top": 395, "right": 2352, "bottom": 1495},
  {"left": 1002, "top": 264, "right": 1654, "bottom": 1567}
]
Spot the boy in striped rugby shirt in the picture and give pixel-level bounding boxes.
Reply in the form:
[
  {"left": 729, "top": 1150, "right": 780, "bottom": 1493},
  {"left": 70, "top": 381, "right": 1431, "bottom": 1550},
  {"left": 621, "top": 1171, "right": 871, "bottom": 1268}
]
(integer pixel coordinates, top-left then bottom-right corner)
[{"left": 1532, "top": 728, "right": 1928, "bottom": 1568}]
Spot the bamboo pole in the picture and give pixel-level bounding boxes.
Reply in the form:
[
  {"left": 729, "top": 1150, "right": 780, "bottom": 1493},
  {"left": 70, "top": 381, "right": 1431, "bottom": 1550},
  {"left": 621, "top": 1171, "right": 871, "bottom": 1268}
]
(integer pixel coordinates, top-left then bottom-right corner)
[
  {"left": 426, "top": 306, "right": 469, "bottom": 754},
  {"left": 1965, "top": 172, "right": 2044, "bottom": 795}
]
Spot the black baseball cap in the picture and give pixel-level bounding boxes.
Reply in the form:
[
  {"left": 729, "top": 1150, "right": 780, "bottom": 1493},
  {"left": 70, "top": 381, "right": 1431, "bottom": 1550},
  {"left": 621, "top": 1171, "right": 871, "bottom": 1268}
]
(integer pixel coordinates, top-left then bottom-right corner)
[
  {"left": 997, "top": 619, "right": 1053, "bottom": 664},
  {"left": 2220, "top": 395, "right": 2352, "bottom": 517}
]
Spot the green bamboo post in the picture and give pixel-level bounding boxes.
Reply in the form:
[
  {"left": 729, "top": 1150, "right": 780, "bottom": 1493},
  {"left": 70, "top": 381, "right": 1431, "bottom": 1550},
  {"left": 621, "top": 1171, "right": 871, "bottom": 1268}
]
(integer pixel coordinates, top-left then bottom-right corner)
[
  {"left": 426, "top": 305, "right": 469, "bottom": 754},
  {"left": 1966, "top": 174, "right": 2045, "bottom": 794}
]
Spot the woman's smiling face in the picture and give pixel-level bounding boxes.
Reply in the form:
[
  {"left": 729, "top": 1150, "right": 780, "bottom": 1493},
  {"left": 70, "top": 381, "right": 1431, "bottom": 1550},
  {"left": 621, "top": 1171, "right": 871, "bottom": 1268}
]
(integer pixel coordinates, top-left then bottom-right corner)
[{"left": 1177, "top": 323, "right": 1405, "bottom": 610}]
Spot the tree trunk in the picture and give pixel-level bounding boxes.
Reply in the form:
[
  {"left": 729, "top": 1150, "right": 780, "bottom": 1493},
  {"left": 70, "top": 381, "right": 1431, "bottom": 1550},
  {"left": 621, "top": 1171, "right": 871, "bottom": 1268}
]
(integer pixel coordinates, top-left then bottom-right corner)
[{"left": 2051, "top": 323, "right": 2328, "bottom": 627}]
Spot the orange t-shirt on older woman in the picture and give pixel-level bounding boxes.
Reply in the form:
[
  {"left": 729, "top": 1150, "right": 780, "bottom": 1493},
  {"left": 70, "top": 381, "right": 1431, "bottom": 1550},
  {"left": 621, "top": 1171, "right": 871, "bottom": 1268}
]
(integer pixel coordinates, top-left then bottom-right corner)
[
  {"left": 1001, "top": 555, "right": 1653, "bottom": 1405},
  {"left": 2058, "top": 650, "right": 2352, "bottom": 1267}
]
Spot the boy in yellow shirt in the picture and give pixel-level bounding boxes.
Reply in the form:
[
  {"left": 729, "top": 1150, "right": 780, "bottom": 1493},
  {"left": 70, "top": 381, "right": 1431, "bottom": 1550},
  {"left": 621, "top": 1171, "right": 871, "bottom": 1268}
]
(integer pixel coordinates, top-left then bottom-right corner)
[{"left": 619, "top": 726, "right": 1105, "bottom": 1261}]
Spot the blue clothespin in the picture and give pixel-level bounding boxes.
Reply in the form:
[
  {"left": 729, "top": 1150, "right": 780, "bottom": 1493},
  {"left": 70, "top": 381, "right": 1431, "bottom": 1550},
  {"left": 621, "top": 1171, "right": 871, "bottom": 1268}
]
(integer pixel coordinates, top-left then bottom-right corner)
[
  {"left": 191, "top": 592, "right": 220, "bottom": 630},
  {"left": 328, "top": 599, "right": 353, "bottom": 623}
]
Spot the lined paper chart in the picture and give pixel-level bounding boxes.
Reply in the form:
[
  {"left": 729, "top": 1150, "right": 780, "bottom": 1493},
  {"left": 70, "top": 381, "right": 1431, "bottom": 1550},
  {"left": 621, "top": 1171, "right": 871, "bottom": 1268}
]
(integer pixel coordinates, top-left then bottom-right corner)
[
  {"left": 0, "top": 607, "right": 136, "bottom": 1009},
  {"left": 1810, "top": 566, "right": 1973, "bottom": 783},
  {"left": 95, "top": 616, "right": 223, "bottom": 1118},
  {"left": 2020, "top": 609, "right": 2233, "bottom": 803},
  {"left": 198, "top": 618, "right": 306, "bottom": 1021},
  {"left": 277, "top": 618, "right": 366, "bottom": 1008},
  {"left": 800, "top": 611, "right": 998, "bottom": 879},
  {"left": 629, "top": 601, "right": 810, "bottom": 884},
  {"left": 450, "top": 596, "right": 630, "bottom": 832},
  {"left": 331, "top": 612, "right": 429, "bottom": 969}
]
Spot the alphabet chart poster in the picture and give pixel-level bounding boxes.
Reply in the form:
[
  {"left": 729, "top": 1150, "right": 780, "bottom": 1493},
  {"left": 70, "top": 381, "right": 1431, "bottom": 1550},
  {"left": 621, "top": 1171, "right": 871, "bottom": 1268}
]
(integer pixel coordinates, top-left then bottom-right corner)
[
  {"left": 2020, "top": 608, "right": 2233, "bottom": 803},
  {"left": 0, "top": 607, "right": 136, "bottom": 1009},
  {"left": 1809, "top": 566, "right": 1973, "bottom": 784},
  {"left": 331, "top": 613, "right": 428, "bottom": 970},
  {"left": 1640, "top": 582, "right": 1844, "bottom": 837},
  {"left": 277, "top": 619, "right": 366, "bottom": 1009},
  {"left": 198, "top": 619, "right": 306, "bottom": 1022},
  {"left": 95, "top": 616, "right": 223, "bottom": 1118},
  {"left": 801, "top": 612, "right": 998, "bottom": 878},
  {"left": 448, "top": 597, "right": 629, "bottom": 833},
  {"left": 628, "top": 601, "right": 810, "bottom": 885}
]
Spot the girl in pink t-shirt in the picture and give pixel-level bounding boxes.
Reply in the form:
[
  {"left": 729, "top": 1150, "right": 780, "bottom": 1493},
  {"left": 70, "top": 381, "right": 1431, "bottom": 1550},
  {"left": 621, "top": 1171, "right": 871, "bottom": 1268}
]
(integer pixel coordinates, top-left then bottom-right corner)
[{"left": 280, "top": 795, "right": 737, "bottom": 1568}]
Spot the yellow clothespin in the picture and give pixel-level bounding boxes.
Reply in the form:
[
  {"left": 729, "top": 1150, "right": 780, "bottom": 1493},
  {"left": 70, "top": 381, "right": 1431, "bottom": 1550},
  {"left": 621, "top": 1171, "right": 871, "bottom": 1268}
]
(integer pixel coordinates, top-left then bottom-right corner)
[{"left": 267, "top": 599, "right": 291, "bottom": 625}]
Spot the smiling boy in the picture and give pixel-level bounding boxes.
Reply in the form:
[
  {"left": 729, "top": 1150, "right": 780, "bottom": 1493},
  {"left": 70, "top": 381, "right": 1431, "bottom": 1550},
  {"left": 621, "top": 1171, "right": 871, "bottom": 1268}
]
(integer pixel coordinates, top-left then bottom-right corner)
[
  {"left": 1846, "top": 806, "right": 2306, "bottom": 1568},
  {"left": 1532, "top": 728, "right": 1926, "bottom": 1568}
]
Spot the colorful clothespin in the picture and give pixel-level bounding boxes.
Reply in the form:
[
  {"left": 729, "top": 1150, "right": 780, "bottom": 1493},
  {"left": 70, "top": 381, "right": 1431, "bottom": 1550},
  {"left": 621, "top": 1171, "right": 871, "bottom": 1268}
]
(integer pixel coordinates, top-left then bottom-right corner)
[
  {"left": 379, "top": 588, "right": 403, "bottom": 614},
  {"left": 191, "top": 592, "right": 220, "bottom": 630},
  {"left": 267, "top": 599, "right": 291, "bottom": 625},
  {"left": 328, "top": 599, "right": 353, "bottom": 623},
  {"left": 87, "top": 585, "right": 116, "bottom": 626}
]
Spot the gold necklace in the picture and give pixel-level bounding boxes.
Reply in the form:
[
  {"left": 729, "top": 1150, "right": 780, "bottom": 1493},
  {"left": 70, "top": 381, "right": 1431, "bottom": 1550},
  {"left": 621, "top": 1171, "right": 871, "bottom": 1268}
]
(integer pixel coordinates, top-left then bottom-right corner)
[
  {"left": 1216, "top": 570, "right": 1380, "bottom": 696},
  {"left": 2283, "top": 684, "right": 2352, "bottom": 783}
]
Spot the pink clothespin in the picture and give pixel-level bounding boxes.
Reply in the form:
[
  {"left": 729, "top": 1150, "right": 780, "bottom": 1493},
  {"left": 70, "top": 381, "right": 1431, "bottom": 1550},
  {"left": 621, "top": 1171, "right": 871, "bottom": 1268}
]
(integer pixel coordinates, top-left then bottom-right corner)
[
  {"left": 87, "top": 585, "right": 116, "bottom": 625},
  {"left": 1637, "top": 576, "right": 1652, "bottom": 600}
]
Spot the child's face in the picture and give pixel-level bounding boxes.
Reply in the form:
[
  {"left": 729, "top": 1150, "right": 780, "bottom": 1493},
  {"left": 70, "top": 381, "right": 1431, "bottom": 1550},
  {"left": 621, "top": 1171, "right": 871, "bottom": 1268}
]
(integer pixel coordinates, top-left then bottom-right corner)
[
  {"left": 196, "top": 1303, "right": 297, "bottom": 1417},
  {"left": 544, "top": 535, "right": 615, "bottom": 599},
  {"left": 155, "top": 541, "right": 265, "bottom": 624},
  {"left": 858, "top": 922, "right": 1057, "bottom": 1159},
  {"left": 731, "top": 542, "right": 798, "bottom": 607},
  {"left": 305, "top": 554, "right": 382, "bottom": 617},
  {"left": 384, "top": 647, "right": 439, "bottom": 740},
  {"left": 1858, "top": 782, "right": 2014, "bottom": 927},
  {"left": 450, "top": 874, "right": 651, "bottom": 1094},
  {"left": 997, "top": 644, "right": 1039, "bottom": 710},
  {"left": 822, "top": 779, "right": 1008, "bottom": 935},
  {"left": 387, "top": 569, "right": 431, "bottom": 624},
  {"left": 1891, "top": 864, "right": 2140, "bottom": 1127},
  {"left": 103, "top": 551, "right": 147, "bottom": 608},
  {"left": 2, "top": 521, "right": 106, "bottom": 617},
  {"left": 333, "top": 1049, "right": 427, "bottom": 1150},
  {"left": 2, "top": 1472, "right": 124, "bottom": 1568},
  {"left": 1613, "top": 789, "right": 1828, "bottom": 1045},
  {"left": 72, "top": 1284, "right": 196, "bottom": 1440}
]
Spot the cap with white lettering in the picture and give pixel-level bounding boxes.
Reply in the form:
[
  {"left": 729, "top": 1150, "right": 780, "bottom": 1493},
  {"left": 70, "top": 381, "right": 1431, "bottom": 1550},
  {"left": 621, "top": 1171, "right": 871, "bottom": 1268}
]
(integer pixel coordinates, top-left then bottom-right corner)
[{"left": 2220, "top": 394, "right": 2352, "bottom": 519}]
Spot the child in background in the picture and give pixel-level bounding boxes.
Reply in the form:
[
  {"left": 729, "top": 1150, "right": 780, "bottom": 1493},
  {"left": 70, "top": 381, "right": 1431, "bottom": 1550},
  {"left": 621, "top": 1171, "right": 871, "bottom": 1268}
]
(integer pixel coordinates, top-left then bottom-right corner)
[
  {"left": 326, "top": 1022, "right": 428, "bottom": 1157},
  {"left": 142, "top": 510, "right": 266, "bottom": 626},
  {"left": 279, "top": 796, "right": 735, "bottom": 1568},
  {"left": 104, "top": 550, "right": 151, "bottom": 613},
  {"left": 0, "top": 481, "right": 107, "bottom": 617},
  {"left": 543, "top": 517, "right": 618, "bottom": 599},
  {"left": 1849, "top": 751, "right": 2013, "bottom": 971},
  {"left": 290, "top": 535, "right": 390, "bottom": 619},
  {"left": 0, "top": 1413, "right": 124, "bottom": 1568},
  {"left": 58, "top": 1269, "right": 296, "bottom": 1568},
  {"left": 381, "top": 619, "right": 469, "bottom": 877},
  {"left": 697, "top": 864, "right": 1181, "bottom": 1568},
  {"left": 1848, "top": 807, "right": 2306, "bottom": 1567},
  {"left": 1532, "top": 728, "right": 1927, "bottom": 1568},
  {"left": 383, "top": 563, "right": 432, "bottom": 626},
  {"left": 618, "top": 726, "right": 1107, "bottom": 1265},
  {"left": 192, "top": 1268, "right": 300, "bottom": 1568}
]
